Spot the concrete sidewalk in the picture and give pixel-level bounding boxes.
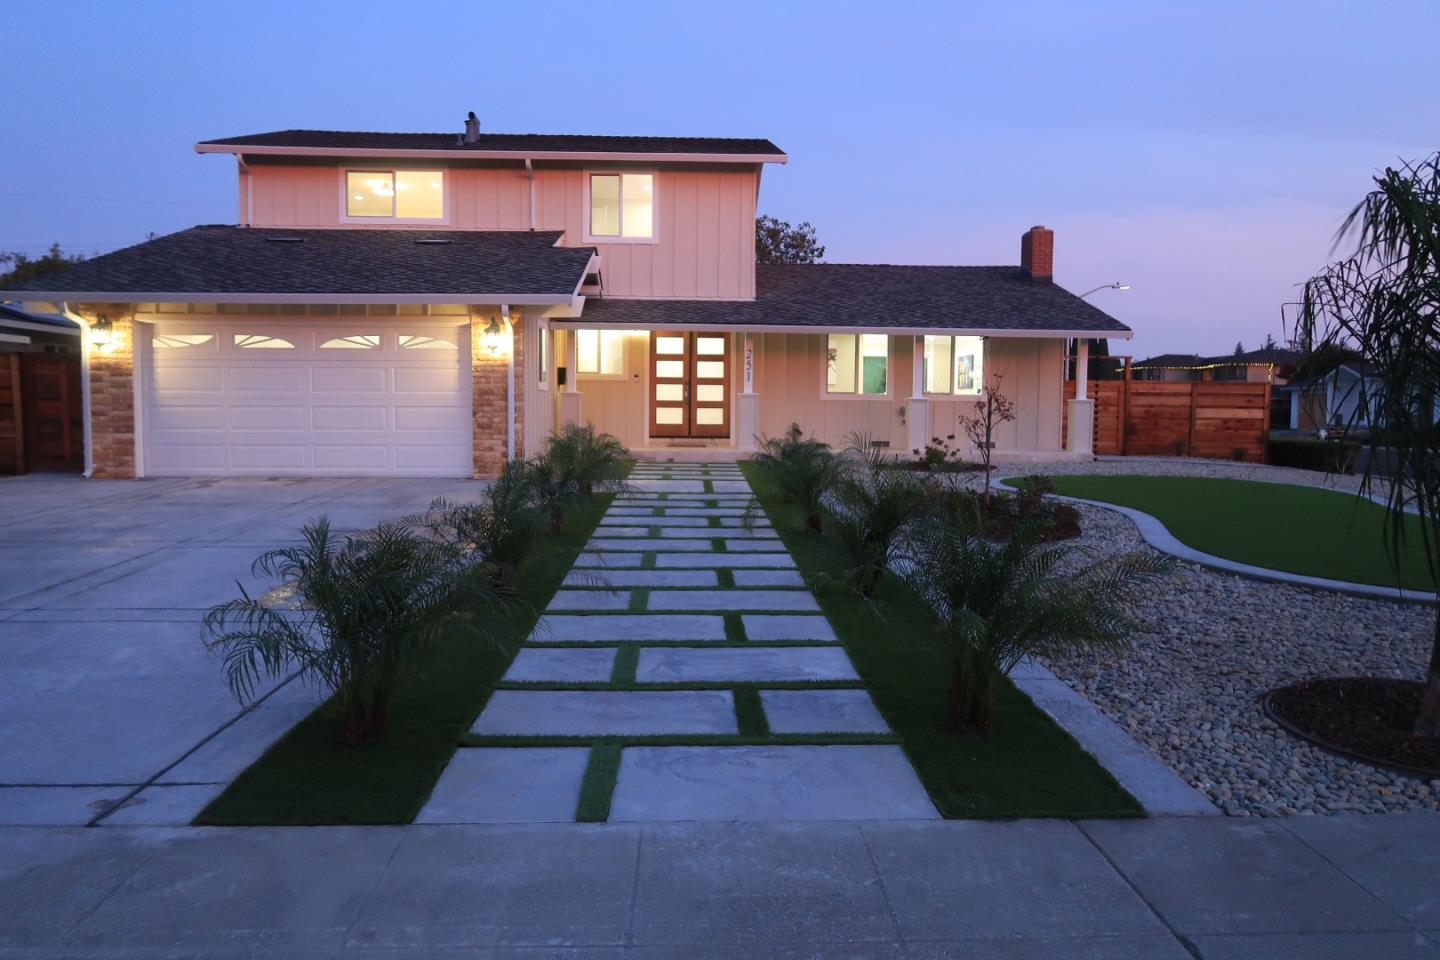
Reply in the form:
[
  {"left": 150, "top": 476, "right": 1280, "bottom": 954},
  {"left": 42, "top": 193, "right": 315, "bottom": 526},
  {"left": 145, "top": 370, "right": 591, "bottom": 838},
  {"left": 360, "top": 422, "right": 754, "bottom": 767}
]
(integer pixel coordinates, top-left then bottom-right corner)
[{"left": 3, "top": 814, "right": 1438, "bottom": 957}]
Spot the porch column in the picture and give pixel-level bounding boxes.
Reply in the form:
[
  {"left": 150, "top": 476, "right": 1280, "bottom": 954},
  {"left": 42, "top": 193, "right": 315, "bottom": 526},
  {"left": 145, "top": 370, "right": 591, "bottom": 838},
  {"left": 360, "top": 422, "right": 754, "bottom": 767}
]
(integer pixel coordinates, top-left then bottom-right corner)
[
  {"left": 1066, "top": 338, "right": 1094, "bottom": 456},
  {"left": 738, "top": 331, "right": 759, "bottom": 452},
  {"left": 559, "top": 328, "right": 582, "bottom": 427},
  {"left": 906, "top": 335, "right": 931, "bottom": 456}
]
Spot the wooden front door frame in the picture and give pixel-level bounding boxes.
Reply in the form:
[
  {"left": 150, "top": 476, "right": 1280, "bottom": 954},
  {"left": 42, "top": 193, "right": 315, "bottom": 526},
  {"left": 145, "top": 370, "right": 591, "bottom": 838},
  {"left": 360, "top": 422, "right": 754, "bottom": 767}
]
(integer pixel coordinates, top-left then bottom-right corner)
[{"left": 647, "top": 331, "right": 732, "bottom": 439}]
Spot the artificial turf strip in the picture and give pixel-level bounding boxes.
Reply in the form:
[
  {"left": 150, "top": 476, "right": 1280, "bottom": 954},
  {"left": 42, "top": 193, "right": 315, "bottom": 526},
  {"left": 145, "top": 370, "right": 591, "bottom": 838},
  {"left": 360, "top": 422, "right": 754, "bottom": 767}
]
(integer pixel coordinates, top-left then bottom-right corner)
[
  {"left": 723, "top": 613, "right": 748, "bottom": 642},
  {"left": 494, "top": 679, "right": 866, "bottom": 692},
  {"left": 575, "top": 742, "right": 621, "bottom": 822},
  {"left": 740, "top": 461, "right": 1143, "bottom": 820},
  {"left": 609, "top": 644, "right": 640, "bottom": 683},
  {"left": 1029, "top": 474, "right": 1437, "bottom": 592},
  {"left": 460, "top": 732, "right": 899, "bottom": 748},
  {"left": 194, "top": 492, "right": 615, "bottom": 827},
  {"left": 733, "top": 688, "right": 771, "bottom": 736}
]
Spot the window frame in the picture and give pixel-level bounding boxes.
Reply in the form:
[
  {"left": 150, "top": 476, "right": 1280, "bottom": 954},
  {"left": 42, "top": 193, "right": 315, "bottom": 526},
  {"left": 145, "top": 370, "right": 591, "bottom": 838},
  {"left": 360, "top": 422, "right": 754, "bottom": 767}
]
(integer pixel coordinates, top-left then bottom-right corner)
[
  {"left": 582, "top": 170, "right": 659, "bottom": 244},
  {"left": 922, "top": 335, "right": 987, "bottom": 398},
  {"left": 574, "top": 328, "right": 628, "bottom": 380},
  {"left": 538, "top": 325, "right": 551, "bottom": 390},
  {"left": 339, "top": 167, "right": 449, "bottom": 224},
  {"left": 823, "top": 333, "right": 892, "bottom": 399}
]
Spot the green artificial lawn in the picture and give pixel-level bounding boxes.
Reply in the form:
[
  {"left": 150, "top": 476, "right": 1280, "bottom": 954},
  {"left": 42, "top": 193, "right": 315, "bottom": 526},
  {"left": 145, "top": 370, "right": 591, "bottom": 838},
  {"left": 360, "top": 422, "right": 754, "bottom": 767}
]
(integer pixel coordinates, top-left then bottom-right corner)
[
  {"left": 195, "top": 493, "right": 613, "bottom": 826},
  {"left": 1029, "top": 475, "right": 1437, "bottom": 592},
  {"left": 740, "top": 462, "right": 1142, "bottom": 819}
]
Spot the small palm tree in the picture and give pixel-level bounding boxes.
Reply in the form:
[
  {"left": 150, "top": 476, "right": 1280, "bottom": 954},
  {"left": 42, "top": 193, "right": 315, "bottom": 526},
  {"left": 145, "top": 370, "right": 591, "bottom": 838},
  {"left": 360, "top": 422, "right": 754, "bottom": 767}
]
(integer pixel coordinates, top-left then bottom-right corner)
[
  {"left": 204, "top": 519, "right": 506, "bottom": 746},
  {"left": 410, "top": 457, "right": 543, "bottom": 586},
  {"left": 751, "top": 423, "right": 844, "bottom": 532},
  {"left": 546, "top": 422, "right": 629, "bottom": 499},
  {"left": 905, "top": 509, "right": 1171, "bottom": 733},
  {"left": 828, "top": 434, "right": 934, "bottom": 597}
]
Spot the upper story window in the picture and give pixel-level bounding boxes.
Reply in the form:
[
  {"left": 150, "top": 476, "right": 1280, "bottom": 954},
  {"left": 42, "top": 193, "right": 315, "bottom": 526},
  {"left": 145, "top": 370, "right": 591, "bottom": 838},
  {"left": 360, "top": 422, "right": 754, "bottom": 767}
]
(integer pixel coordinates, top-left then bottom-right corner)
[
  {"left": 588, "top": 173, "right": 654, "bottom": 240},
  {"left": 827, "top": 334, "right": 889, "bottom": 395},
  {"left": 345, "top": 170, "right": 445, "bottom": 220},
  {"left": 922, "top": 335, "right": 985, "bottom": 396}
]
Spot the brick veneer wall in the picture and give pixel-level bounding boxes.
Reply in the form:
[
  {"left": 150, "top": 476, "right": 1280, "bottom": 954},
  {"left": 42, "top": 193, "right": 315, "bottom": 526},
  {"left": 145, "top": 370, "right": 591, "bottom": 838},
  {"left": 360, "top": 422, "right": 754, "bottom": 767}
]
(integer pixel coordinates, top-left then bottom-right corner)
[
  {"left": 83, "top": 307, "right": 136, "bottom": 479},
  {"left": 471, "top": 311, "right": 526, "bottom": 478}
]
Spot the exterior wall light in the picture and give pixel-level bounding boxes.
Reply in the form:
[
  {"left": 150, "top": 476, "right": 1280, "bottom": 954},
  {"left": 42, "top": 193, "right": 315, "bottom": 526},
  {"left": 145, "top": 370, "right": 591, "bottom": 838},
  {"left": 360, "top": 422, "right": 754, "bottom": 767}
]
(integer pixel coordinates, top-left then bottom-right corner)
[
  {"left": 480, "top": 317, "right": 510, "bottom": 356},
  {"left": 91, "top": 315, "right": 114, "bottom": 348}
]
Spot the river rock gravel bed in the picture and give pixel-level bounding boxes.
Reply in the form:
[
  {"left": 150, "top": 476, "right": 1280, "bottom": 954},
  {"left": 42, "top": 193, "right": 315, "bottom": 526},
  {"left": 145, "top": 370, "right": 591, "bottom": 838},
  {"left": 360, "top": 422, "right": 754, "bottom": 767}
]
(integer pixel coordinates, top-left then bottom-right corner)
[{"left": 1041, "top": 499, "right": 1440, "bottom": 816}]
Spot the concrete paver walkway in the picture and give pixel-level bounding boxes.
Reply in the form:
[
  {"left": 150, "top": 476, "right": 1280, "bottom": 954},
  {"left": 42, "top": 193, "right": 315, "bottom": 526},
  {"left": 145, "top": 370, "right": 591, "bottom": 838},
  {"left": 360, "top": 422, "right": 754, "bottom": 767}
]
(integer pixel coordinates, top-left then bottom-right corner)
[{"left": 421, "top": 460, "right": 938, "bottom": 823}]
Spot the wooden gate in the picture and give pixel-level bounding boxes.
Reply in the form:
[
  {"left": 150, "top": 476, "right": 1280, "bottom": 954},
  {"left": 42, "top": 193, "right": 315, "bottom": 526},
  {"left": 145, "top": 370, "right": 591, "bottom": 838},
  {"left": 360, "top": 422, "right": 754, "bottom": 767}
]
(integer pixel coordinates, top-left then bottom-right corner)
[
  {"left": 0, "top": 353, "right": 84, "bottom": 474},
  {"left": 1064, "top": 367, "right": 1271, "bottom": 462}
]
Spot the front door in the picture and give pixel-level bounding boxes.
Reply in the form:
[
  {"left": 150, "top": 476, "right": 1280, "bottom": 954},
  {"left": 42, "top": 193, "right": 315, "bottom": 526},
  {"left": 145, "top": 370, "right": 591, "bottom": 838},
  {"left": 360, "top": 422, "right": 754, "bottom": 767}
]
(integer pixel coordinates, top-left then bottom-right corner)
[{"left": 649, "top": 332, "right": 731, "bottom": 439}]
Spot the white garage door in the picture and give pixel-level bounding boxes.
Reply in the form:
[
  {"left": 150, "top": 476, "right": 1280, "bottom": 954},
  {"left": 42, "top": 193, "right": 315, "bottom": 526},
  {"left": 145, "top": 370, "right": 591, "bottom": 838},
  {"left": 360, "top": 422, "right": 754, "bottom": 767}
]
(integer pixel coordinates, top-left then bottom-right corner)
[{"left": 141, "top": 320, "right": 472, "bottom": 477}]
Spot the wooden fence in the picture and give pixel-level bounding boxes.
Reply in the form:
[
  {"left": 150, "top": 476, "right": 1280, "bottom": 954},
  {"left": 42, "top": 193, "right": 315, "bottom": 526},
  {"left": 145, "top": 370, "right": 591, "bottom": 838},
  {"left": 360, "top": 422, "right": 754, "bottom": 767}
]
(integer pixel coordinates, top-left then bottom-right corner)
[{"left": 1063, "top": 368, "right": 1271, "bottom": 462}]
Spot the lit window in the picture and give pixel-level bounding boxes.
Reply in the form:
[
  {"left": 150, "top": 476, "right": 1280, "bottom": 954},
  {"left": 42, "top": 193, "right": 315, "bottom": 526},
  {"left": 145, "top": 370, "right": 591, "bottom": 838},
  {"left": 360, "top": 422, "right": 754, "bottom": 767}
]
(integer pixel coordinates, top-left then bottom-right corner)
[
  {"left": 346, "top": 170, "right": 444, "bottom": 220},
  {"left": 923, "top": 335, "right": 984, "bottom": 396},
  {"left": 576, "top": 329, "right": 626, "bottom": 376},
  {"left": 320, "top": 334, "right": 380, "bottom": 349},
  {"left": 827, "top": 334, "right": 888, "bottom": 395},
  {"left": 234, "top": 334, "right": 295, "bottom": 349},
  {"left": 538, "top": 329, "right": 550, "bottom": 385},
  {"left": 589, "top": 173, "right": 653, "bottom": 239},
  {"left": 398, "top": 333, "right": 455, "bottom": 350}
]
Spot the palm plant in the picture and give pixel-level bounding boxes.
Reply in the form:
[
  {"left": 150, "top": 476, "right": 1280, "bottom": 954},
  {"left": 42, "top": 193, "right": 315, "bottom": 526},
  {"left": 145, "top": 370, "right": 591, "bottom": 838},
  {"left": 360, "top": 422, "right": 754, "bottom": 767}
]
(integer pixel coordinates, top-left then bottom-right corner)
[
  {"left": 203, "top": 519, "right": 505, "bottom": 746},
  {"left": 828, "top": 434, "right": 933, "bottom": 597},
  {"left": 1295, "top": 151, "right": 1440, "bottom": 734},
  {"left": 409, "top": 457, "right": 543, "bottom": 586},
  {"left": 751, "top": 422, "right": 844, "bottom": 532},
  {"left": 546, "top": 422, "right": 629, "bottom": 499},
  {"left": 905, "top": 508, "right": 1171, "bottom": 734}
]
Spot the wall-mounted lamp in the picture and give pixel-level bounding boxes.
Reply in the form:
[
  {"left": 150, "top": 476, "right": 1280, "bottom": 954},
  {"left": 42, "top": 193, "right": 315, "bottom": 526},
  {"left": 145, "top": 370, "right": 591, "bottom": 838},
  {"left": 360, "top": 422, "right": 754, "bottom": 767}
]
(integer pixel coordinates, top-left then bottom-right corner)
[
  {"left": 91, "top": 315, "right": 114, "bottom": 348},
  {"left": 480, "top": 317, "right": 509, "bottom": 356}
]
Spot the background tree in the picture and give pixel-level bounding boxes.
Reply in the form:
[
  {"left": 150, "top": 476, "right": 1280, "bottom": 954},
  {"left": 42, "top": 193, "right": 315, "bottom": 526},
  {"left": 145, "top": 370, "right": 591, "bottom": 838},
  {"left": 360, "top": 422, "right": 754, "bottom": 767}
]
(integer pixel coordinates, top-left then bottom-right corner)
[
  {"left": 756, "top": 215, "right": 825, "bottom": 264},
  {"left": 0, "top": 243, "right": 85, "bottom": 288},
  {"left": 1295, "top": 151, "right": 1440, "bottom": 734},
  {"left": 1234, "top": 341, "right": 1246, "bottom": 355}
]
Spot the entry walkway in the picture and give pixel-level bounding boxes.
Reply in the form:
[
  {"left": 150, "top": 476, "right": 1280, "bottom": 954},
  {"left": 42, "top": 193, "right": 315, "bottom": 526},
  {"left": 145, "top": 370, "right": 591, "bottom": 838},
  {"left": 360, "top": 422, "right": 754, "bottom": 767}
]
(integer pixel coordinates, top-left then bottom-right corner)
[{"left": 419, "top": 460, "right": 938, "bottom": 823}]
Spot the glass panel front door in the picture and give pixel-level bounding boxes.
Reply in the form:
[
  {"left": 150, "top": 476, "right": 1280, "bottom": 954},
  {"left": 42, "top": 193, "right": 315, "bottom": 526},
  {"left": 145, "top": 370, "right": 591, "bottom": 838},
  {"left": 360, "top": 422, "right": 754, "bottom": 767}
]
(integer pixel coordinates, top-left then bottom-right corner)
[{"left": 649, "top": 332, "right": 731, "bottom": 439}]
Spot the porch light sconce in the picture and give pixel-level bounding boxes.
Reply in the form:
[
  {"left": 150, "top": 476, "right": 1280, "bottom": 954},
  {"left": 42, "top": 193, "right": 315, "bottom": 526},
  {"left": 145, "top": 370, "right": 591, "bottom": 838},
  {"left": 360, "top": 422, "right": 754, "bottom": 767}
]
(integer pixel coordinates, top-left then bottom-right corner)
[
  {"left": 91, "top": 315, "right": 114, "bottom": 348},
  {"left": 480, "top": 317, "right": 509, "bottom": 356}
]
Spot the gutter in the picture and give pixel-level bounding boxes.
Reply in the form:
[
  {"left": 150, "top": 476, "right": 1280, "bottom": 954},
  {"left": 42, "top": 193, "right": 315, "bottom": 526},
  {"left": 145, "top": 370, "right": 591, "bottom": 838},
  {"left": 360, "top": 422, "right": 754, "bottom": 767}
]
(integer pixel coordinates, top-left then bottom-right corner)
[
  {"left": 10, "top": 291, "right": 582, "bottom": 307},
  {"left": 195, "top": 143, "right": 788, "bottom": 165},
  {"left": 58, "top": 303, "right": 94, "bottom": 478},
  {"left": 502, "top": 304, "right": 515, "bottom": 461},
  {"left": 545, "top": 319, "right": 1133, "bottom": 340}
]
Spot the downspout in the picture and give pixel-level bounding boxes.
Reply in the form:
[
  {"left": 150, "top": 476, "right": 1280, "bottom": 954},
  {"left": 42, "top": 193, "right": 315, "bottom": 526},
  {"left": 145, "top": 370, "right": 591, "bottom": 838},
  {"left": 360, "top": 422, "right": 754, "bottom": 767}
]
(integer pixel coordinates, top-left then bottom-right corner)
[
  {"left": 58, "top": 302, "right": 94, "bottom": 477},
  {"left": 502, "top": 304, "right": 515, "bottom": 460},
  {"left": 524, "top": 159, "right": 536, "bottom": 231}
]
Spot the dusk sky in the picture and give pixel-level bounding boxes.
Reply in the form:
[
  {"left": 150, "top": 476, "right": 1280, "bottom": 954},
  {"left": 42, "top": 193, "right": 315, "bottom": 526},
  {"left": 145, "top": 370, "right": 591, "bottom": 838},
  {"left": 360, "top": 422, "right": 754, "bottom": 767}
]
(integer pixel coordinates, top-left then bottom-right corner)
[{"left": 6, "top": 1, "right": 1436, "bottom": 358}]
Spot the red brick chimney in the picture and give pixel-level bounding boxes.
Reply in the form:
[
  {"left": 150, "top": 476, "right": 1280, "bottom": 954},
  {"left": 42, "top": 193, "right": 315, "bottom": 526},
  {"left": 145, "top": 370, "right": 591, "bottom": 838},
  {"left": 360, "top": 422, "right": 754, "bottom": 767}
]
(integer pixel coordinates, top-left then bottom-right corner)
[{"left": 1020, "top": 225, "right": 1054, "bottom": 281}]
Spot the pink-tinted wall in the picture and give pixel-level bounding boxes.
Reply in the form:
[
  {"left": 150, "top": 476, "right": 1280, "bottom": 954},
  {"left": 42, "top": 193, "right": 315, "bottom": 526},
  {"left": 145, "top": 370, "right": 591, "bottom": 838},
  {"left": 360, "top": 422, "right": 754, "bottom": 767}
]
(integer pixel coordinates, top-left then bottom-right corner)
[{"left": 241, "top": 162, "right": 758, "bottom": 299}]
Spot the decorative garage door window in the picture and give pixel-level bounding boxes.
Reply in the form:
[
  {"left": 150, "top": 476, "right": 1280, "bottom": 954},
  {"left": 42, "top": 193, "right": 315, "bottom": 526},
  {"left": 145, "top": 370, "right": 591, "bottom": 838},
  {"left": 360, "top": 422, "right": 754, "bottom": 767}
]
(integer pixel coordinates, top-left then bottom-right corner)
[
  {"left": 398, "top": 333, "right": 456, "bottom": 350},
  {"left": 153, "top": 333, "right": 214, "bottom": 349},
  {"left": 233, "top": 334, "right": 295, "bottom": 349},
  {"left": 319, "top": 334, "right": 381, "bottom": 349}
]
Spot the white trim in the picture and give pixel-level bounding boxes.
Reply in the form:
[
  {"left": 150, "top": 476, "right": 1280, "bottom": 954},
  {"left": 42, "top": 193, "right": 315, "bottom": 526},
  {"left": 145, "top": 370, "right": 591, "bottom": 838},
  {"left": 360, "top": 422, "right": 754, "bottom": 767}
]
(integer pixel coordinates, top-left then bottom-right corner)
[
  {"left": 547, "top": 319, "right": 1132, "bottom": 339},
  {"left": 57, "top": 304, "right": 94, "bottom": 477},
  {"left": 0, "top": 316, "right": 81, "bottom": 336},
  {"left": 20, "top": 292, "right": 583, "bottom": 307},
  {"left": 582, "top": 170, "right": 659, "bottom": 245},
  {"left": 338, "top": 166, "right": 450, "bottom": 225},
  {"left": 196, "top": 143, "right": 788, "bottom": 165}
]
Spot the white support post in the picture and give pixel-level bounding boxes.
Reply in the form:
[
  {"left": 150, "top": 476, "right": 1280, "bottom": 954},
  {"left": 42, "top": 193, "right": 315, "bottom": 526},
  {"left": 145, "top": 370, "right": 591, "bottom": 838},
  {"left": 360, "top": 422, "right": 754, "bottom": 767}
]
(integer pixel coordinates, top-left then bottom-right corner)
[
  {"left": 738, "top": 331, "right": 759, "bottom": 452},
  {"left": 906, "top": 335, "right": 930, "bottom": 456},
  {"left": 560, "top": 328, "right": 582, "bottom": 426},
  {"left": 1066, "top": 338, "right": 1094, "bottom": 457}
]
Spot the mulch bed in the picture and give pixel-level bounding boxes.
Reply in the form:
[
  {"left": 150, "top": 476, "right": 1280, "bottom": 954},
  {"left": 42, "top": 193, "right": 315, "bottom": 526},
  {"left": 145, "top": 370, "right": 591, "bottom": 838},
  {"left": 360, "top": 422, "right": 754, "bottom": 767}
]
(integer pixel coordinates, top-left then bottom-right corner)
[{"left": 1264, "top": 677, "right": 1440, "bottom": 778}]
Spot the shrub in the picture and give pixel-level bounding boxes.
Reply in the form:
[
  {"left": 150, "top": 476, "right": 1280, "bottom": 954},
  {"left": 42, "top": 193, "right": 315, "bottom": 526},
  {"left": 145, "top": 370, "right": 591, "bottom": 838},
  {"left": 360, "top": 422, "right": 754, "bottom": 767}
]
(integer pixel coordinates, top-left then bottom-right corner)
[
  {"left": 904, "top": 514, "right": 1171, "bottom": 734},
  {"left": 410, "top": 457, "right": 544, "bottom": 587},
  {"left": 828, "top": 434, "right": 934, "bottom": 597},
  {"left": 204, "top": 520, "right": 506, "bottom": 745},
  {"left": 752, "top": 423, "right": 844, "bottom": 532},
  {"left": 911, "top": 434, "right": 966, "bottom": 472},
  {"left": 546, "top": 423, "right": 629, "bottom": 498},
  {"left": 1267, "top": 436, "right": 1359, "bottom": 473}
]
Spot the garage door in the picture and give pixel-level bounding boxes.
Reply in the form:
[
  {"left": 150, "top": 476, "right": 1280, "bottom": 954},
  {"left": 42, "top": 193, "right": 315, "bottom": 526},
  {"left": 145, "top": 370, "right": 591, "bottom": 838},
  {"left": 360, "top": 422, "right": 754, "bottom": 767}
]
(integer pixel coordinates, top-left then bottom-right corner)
[{"left": 141, "top": 320, "right": 472, "bottom": 476}]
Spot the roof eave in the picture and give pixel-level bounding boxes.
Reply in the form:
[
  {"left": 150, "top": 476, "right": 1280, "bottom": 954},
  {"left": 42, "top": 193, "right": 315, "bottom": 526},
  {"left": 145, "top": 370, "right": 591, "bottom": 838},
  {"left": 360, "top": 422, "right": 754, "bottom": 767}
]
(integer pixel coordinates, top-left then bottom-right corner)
[
  {"left": 3, "top": 291, "right": 583, "bottom": 307},
  {"left": 550, "top": 318, "right": 1132, "bottom": 338},
  {"left": 195, "top": 143, "right": 788, "bottom": 164}
]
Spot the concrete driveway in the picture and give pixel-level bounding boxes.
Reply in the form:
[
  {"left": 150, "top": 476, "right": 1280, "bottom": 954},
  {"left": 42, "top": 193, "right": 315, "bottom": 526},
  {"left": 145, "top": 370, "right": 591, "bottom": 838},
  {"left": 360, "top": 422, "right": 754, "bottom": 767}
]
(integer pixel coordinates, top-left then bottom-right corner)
[{"left": 0, "top": 474, "right": 488, "bottom": 826}]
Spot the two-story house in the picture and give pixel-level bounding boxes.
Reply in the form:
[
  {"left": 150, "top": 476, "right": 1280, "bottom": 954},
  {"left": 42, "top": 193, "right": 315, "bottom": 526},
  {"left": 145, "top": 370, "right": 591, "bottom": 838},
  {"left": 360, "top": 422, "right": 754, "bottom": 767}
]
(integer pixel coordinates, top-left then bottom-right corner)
[{"left": 3, "top": 113, "right": 1129, "bottom": 478}]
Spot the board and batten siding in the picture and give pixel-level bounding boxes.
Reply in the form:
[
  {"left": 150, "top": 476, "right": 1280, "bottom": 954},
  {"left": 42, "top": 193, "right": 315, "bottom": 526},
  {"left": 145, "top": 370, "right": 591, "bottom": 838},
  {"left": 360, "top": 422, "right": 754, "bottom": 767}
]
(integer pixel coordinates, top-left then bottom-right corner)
[
  {"left": 241, "top": 163, "right": 758, "bottom": 299},
  {"left": 753, "top": 334, "right": 1066, "bottom": 456}
]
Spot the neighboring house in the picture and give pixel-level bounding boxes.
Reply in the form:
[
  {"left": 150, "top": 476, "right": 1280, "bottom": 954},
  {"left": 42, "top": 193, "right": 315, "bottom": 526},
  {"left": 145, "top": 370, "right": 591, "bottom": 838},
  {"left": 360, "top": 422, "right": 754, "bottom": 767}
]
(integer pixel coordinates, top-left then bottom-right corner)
[
  {"left": 1278, "top": 362, "right": 1383, "bottom": 433},
  {"left": 1, "top": 114, "right": 1130, "bottom": 479},
  {"left": 1132, "top": 347, "right": 1301, "bottom": 384},
  {"left": 0, "top": 304, "right": 83, "bottom": 474}
]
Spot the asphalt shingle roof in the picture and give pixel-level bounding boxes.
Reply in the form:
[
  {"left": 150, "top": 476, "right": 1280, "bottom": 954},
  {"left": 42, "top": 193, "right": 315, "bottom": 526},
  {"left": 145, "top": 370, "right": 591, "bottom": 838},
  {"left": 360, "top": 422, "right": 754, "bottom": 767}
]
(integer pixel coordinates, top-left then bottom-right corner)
[
  {"left": 199, "top": 130, "right": 785, "bottom": 158},
  {"left": 2, "top": 227, "right": 595, "bottom": 299},
  {"left": 580, "top": 264, "right": 1132, "bottom": 334}
]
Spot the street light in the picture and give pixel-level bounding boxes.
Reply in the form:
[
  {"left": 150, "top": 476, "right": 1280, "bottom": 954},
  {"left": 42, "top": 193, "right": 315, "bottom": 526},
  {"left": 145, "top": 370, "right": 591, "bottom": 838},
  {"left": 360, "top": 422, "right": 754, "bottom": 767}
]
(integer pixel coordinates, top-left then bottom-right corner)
[{"left": 1078, "top": 282, "right": 1131, "bottom": 299}]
